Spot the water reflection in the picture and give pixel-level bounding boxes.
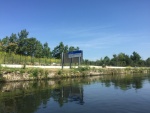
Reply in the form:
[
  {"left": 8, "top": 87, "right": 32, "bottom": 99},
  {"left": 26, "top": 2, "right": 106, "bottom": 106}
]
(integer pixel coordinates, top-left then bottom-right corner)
[
  {"left": 0, "top": 74, "right": 150, "bottom": 113},
  {"left": 101, "top": 74, "right": 150, "bottom": 90},
  {"left": 52, "top": 85, "right": 84, "bottom": 107}
]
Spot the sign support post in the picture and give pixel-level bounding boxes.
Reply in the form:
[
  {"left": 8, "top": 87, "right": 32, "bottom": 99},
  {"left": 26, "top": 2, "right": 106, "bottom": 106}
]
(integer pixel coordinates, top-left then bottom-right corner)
[
  {"left": 78, "top": 57, "right": 80, "bottom": 67},
  {"left": 61, "top": 52, "right": 64, "bottom": 69},
  {"left": 70, "top": 58, "right": 72, "bottom": 69}
]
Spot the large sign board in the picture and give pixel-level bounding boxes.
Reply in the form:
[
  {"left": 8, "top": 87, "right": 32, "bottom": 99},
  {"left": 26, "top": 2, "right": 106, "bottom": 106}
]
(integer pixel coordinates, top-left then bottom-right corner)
[
  {"left": 68, "top": 50, "right": 82, "bottom": 58},
  {"left": 61, "top": 50, "right": 83, "bottom": 69},
  {"left": 62, "top": 50, "right": 83, "bottom": 64}
]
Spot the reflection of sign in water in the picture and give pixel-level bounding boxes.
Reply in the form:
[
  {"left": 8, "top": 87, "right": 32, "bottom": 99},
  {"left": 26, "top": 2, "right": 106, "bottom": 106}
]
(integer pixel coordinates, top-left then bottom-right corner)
[
  {"left": 51, "top": 85, "right": 84, "bottom": 105},
  {"left": 68, "top": 50, "right": 82, "bottom": 58}
]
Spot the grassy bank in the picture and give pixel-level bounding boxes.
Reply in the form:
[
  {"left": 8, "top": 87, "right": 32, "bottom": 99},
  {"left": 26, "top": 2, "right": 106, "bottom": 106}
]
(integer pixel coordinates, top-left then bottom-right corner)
[{"left": 0, "top": 66, "right": 150, "bottom": 82}]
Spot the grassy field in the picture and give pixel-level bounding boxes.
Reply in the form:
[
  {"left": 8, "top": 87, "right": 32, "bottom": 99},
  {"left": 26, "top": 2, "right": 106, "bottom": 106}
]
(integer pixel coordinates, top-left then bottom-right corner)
[{"left": 0, "top": 51, "right": 60, "bottom": 65}]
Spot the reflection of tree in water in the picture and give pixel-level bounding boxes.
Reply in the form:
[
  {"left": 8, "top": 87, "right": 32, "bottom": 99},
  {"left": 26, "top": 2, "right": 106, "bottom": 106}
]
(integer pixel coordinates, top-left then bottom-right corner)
[
  {"left": 0, "top": 79, "right": 85, "bottom": 113},
  {"left": 146, "top": 74, "right": 150, "bottom": 83},
  {"left": 0, "top": 81, "right": 52, "bottom": 113},
  {"left": 101, "top": 74, "right": 149, "bottom": 90},
  {"left": 0, "top": 89, "right": 51, "bottom": 113},
  {"left": 0, "top": 74, "right": 149, "bottom": 113},
  {"left": 0, "top": 83, "right": 5, "bottom": 92}
]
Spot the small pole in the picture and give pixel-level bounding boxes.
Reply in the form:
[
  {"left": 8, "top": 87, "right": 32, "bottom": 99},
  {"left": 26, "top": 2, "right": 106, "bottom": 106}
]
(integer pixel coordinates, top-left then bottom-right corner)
[
  {"left": 70, "top": 58, "right": 72, "bottom": 69},
  {"left": 78, "top": 56, "right": 80, "bottom": 67},
  {"left": 61, "top": 52, "right": 64, "bottom": 69}
]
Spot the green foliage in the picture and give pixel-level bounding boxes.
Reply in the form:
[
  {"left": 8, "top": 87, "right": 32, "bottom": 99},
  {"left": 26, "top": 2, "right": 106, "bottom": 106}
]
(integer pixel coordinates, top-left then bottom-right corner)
[
  {"left": 76, "top": 66, "right": 90, "bottom": 72},
  {"left": 146, "top": 57, "right": 150, "bottom": 66},
  {"left": 52, "top": 42, "right": 79, "bottom": 59},
  {"left": 57, "top": 70, "right": 63, "bottom": 75},
  {"left": 43, "top": 42, "right": 51, "bottom": 58},
  {"left": 83, "top": 51, "right": 149, "bottom": 67},
  {"left": 38, "top": 69, "right": 44, "bottom": 76},
  {"left": 20, "top": 69, "right": 25, "bottom": 74},
  {"left": 0, "top": 29, "right": 51, "bottom": 59},
  {"left": 32, "top": 69, "right": 38, "bottom": 78},
  {"left": 45, "top": 70, "right": 49, "bottom": 77},
  {"left": 0, "top": 51, "right": 60, "bottom": 65}
]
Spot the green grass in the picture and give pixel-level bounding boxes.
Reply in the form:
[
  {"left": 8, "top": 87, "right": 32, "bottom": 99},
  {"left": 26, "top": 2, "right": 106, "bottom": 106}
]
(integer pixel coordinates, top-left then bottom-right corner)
[{"left": 0, "top": 51, "right": 60, "bottom": 65}]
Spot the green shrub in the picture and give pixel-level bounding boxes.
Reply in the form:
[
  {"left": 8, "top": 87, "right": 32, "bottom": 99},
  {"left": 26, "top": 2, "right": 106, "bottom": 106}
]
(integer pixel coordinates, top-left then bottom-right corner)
[
  {"left": 32, "top": 69, "right": 38, "bottom": 77},
  {"left": 57, "top": 70, "right": 63, "bottom": 75},
  {"left": 39, "top": 69, "right": 44, "bottom": 76},
  {"left": 77, "top": 66, "right": 90, "bottom": 72},
  {"left": 20, "top": 69, "right": 25, "bottom": 74},
  {"left": 45, "top": 70, "right": 49, "bottom": 77}
]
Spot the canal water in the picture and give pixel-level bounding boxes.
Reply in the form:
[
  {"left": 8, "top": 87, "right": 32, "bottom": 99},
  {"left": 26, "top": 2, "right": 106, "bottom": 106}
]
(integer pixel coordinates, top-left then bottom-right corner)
[{"left": 0, "top": 74, "right": 150, "bottom": 113}]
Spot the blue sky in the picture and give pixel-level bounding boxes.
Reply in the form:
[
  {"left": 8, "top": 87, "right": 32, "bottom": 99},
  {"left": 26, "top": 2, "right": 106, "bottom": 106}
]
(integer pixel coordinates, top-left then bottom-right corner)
[{"left": 0, "top": 0, "right": 150, "bottom": 60}]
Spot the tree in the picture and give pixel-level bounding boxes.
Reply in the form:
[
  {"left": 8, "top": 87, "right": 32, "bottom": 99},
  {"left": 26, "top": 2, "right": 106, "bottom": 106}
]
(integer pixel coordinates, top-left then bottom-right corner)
[
  {"left": 52, "top": 42, "right": 80, "bottom": 59},
  {"left": 6, "top": 42, "right": 18, "bottom": 53},
  {"left": 43, "top": 42, "right": 51, "bottom": 58},
  {"left": 8, "top": 33, "right": 18, "bottom": 53},
  {"left": 18, "top": 29, "right": 29, "bottom": 39},
  {"left": 26, "top": 38, "right": 37, "bottom": 56},
  {"left": 1, "top": 36, "right": 9, "bottom": 52},
  {"left": 69, "top": 46, "right": 79, "bottom": 51},
  {"left": 110, "top": 54, "right": 117, "bottom": 66},
  {"left": 35, "top": 41, "right": 43, "bottom": 58},
  {"left": 146, "top": 58, "right": 150, "bottom": 66},
  {"left": 99, "top": 58, "right": 104, "bottom": 66},
  {"left": 130, "top": 51, "right": 141, "bottom": 66},
  {"left": 52, "top": 42, "right": 64, "bottom": 59},
  {"left": 103, "top": 56, "right": 110, "bottom": 66},
  {"left": 17, "top": 29, "right": 29, "bottom": 55},
  {"left": 117, "top": 53, "right": 127, "bottom": 66},
  {"left": 9, "top": 33, "right": 18, "bottom": 43},
  {"left": 124, "top": 54, "right": 132, "bottom": 66},
  {"left": 64, "top": 45, "right": 68, "bottom": 53}
]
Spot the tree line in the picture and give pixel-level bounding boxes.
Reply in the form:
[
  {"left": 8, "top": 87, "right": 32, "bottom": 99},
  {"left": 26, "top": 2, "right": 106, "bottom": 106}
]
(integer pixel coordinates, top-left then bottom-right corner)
[
  {"left": 0, "top": 29, "right": 79, "bottom": 59},
  {"left": 0, "top": 29, "right": 150, "bottom": 67},
  {"left": 83, "top": 52, "right": 150, "bottom": 67}
]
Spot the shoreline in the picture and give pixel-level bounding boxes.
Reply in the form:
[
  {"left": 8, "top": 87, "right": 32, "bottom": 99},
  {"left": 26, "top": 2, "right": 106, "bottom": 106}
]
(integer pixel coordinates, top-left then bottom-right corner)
[{"left": 0, "top": 65, "right": 150, "bottom": 82}]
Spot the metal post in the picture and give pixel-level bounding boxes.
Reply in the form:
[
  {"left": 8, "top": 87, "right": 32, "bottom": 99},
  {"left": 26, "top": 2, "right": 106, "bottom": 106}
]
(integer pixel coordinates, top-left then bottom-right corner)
[
  {"left": 70, "top": 58, "right": 72, "bottom": 69},
  {"left": 61, "top": 52, "right": 64, "bottom": 69},
  {"left": 78, "top": 57, "right": 80, "bottom": 67}
]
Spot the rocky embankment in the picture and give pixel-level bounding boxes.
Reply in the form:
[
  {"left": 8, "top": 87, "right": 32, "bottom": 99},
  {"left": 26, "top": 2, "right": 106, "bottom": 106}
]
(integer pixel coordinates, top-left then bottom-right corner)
[{"left": 0, "top": 65, "right": 150, "bottom": 82}]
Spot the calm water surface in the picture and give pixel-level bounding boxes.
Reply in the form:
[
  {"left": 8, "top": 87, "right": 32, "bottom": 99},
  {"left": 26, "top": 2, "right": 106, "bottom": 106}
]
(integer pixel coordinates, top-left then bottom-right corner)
[{"left": 0, "top": 74, "right": 150, "bottom": 113}]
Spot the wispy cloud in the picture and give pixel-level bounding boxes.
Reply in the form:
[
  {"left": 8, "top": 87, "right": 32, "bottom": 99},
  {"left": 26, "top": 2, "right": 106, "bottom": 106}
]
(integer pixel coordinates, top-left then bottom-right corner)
[
  {"left": 48, "top": 25, "right": 150, "bottom": 60},
  {"left": 51, "top": 25, "right": 114, "bottom": 38},
  {"left": 68, "top": 33, "right": 133, "bottom": 50}
]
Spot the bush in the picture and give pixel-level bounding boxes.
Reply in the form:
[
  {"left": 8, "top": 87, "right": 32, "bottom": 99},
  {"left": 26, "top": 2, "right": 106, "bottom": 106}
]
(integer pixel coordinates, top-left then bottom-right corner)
[
  {"left": 77, "top": 66, "right": 90, "bottom": 72},
  {"left": 45, "top": 70, "right": 49, "bottom": 77},
  {"left": 57, "top": 70, "right": 63, "bottom": 75},
  {"left": 32, "top": 69, "right": 38, "bottom": 77}
]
